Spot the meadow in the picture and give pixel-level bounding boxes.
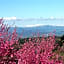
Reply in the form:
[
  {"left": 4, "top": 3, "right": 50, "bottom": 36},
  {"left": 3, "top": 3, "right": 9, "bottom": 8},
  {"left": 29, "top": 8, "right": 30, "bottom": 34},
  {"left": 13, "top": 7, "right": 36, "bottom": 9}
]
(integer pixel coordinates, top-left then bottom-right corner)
[{"left": 0, "top": 19, "right": 64, "bottom": 64}]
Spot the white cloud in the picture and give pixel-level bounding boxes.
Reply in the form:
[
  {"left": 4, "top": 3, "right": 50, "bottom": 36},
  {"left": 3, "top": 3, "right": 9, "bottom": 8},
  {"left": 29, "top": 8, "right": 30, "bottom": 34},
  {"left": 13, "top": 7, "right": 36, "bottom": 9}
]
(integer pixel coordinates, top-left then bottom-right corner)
[
  {"left": 50, "top": 16, "right": 54, "bottom": 19},
  {"left": 3, "top": 17, "right": 16, "bottom": 20},
  {"left": 1, "top": 16, "right": 64, "bottom": 21},
  {"left": 24, "top": 24, "right": 44, "bottom": 27}
]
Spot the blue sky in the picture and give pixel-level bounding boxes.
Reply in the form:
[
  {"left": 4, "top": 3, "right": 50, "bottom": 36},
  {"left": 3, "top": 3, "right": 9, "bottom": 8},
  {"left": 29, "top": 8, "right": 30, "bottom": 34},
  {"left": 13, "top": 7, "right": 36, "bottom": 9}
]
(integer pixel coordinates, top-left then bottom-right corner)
[{"left": 0, "top": 0, "right": 64, "bottom": 27}]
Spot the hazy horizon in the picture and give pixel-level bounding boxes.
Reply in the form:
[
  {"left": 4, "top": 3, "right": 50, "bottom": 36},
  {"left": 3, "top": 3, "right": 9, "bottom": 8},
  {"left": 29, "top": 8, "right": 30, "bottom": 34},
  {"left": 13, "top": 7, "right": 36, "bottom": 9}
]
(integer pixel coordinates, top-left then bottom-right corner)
[
  {"left": 3, "top": 20, "right": 64, "bottom": 27},
  {"left": 0, "top": 0, "right": 64, "bottom": 27}
]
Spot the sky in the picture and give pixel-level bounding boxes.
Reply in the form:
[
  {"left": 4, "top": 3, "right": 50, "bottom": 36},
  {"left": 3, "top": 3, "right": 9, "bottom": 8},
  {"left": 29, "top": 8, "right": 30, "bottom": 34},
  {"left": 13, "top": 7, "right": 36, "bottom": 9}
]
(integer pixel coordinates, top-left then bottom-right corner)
[{"left": 0, "top": 0, "right": 64, "bottom": 27}]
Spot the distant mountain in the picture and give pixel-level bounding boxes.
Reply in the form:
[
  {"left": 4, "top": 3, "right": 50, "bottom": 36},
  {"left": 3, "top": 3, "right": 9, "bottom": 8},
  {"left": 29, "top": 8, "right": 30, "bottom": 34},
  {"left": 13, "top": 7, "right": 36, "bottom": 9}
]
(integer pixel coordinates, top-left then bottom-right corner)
[{"left": 9, "top": 25, "right": 64, "bottom": 38}]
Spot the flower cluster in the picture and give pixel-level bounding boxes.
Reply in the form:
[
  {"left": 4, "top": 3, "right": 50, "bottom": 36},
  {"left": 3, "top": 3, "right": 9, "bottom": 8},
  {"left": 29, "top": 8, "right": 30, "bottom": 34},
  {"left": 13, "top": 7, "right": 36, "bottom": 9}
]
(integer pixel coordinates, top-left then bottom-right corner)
[
  {"left": 0, "top": 19, "right": 63, "bottom": 64},
  {"left": 16, "top": 36, "right": 63, "bottom": 64},
  {"left": 0, "top": 19, "right": 19, "bottom": 64}
]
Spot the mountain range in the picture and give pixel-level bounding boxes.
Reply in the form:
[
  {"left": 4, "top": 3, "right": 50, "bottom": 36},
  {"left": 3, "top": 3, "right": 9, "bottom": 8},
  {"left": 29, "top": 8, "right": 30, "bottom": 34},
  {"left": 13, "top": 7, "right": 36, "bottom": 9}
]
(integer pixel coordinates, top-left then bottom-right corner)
[{"left": 9, "top": 25, "right": 64, "bottom": 38}]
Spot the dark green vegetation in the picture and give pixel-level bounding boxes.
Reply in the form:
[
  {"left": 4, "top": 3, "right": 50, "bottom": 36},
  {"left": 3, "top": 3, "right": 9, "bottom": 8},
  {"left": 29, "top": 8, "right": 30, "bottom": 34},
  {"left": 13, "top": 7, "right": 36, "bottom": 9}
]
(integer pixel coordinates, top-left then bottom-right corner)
[
  {"left": 19, "top": 35, "right": 64, "bottom": 46},
  {"left": 19, "top": 35, "right": 64, "bottom": 62},
  {"left": 19, "top": 35, "right": 64, "bottom": 53}
]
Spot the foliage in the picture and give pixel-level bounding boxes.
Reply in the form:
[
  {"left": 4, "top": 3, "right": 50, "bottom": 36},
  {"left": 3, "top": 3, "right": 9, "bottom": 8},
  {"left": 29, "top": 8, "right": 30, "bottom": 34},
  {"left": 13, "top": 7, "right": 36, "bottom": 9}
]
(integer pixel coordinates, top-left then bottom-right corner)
[{"left": 0, "top": 19, "right": 63, "bottom": 64}]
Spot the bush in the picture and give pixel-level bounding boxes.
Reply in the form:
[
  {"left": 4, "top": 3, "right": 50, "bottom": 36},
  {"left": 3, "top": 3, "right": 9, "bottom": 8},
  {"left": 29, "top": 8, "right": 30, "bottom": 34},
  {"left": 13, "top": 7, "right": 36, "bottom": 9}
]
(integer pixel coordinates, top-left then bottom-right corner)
[
  {"left": 16, "top": 35, "right": 63, "bottom": 64},
  {"left": 0, "top": 19, "right": 63, "bottom": 64}
]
